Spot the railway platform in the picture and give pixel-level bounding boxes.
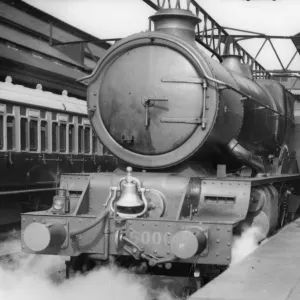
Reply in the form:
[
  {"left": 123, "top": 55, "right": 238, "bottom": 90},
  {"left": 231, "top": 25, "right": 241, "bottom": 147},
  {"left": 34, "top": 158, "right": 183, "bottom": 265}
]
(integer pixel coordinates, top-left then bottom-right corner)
[{"left": 190, "top": 218, "right": 300, "bottom": 300}]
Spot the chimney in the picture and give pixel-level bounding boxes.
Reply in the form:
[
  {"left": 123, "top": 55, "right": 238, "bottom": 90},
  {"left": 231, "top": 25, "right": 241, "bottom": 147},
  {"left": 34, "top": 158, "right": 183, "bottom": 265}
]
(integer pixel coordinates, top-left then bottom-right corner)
[{"left": 149, "top": 8, "right": 201, "bottom": 44}]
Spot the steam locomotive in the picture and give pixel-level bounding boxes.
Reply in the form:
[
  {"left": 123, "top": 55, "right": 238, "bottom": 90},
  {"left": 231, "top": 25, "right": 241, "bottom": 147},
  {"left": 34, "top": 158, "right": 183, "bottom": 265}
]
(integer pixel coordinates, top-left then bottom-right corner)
[{"left": 20, "top": 5, "right": 300, "bottom": 296}]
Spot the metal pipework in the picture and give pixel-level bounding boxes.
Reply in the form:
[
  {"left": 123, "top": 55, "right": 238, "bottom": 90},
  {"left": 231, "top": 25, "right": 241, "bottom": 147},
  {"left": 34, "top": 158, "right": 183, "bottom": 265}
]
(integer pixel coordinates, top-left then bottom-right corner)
[
  {"left": 87, "top": 216, "right": 110, "bottom": 261},
  {"left": 227, "top": 139, "right": 265, "bottom": 173},
  {"left": 70, "top": 209, "right": 110, "bottom": 237}
]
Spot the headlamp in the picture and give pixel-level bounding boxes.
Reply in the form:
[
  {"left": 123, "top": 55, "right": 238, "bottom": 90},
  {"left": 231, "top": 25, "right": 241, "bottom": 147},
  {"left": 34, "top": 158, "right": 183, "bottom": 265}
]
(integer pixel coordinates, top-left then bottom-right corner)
[{"left": 51, "top": 189, "right": 70, "bottom": 214}]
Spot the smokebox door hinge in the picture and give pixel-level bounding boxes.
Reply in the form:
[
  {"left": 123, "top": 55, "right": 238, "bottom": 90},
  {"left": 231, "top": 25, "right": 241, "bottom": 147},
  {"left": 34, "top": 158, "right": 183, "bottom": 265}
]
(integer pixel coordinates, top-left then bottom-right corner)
[{"left": 88, "top": 105, "right": 96, "bottom": 118}]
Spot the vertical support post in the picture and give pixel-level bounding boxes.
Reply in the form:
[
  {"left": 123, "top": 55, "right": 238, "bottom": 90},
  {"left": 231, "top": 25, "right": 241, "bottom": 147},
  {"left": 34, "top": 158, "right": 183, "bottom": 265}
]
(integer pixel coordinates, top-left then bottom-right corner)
[{"left": 49, "top": 22, "right": 53, "bottom": 46}]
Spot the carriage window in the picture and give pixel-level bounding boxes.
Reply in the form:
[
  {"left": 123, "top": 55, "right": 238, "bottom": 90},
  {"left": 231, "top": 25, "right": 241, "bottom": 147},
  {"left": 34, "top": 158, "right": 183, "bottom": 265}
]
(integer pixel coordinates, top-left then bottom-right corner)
[
  {"left": 6, "top": 104, "right": 13, "bottom": 114},
  {"left": 29, "top": 120, "right": 38, "bottom": 151},
  {"left": 68, "top": 125, "right": 74, "bottom": 153},
  {"left": 78, "top": 126, "right": 83, "bottom": 153},
  {"left": 21, "top": 118, "right": 28, "bottom": 151},
  {"left": 0, "top": 115, "right": 3, "bottom": 150},
  {"left": 92, "top": 133, "right": 97, "bottom": 154},
  {"left": 52, "top": 123, "right": 58, "bottom": 152},
  {"left": 41, "top": 121, "right": 48, "bottom": 152},
  {"left": 84, "top": 127, "right": 91, "bottom": 153},
  {"left": 59, "top": 123, "right": 66, "bottom": 152},
  {"left": 40, "top": 110, "right": 46, "bottom": 119},
  {"left": 20, "top": 107, "right": 26, "bottom": 116},
  {"left": 7, "top": 116, "right": 15, "bottom": 150}
]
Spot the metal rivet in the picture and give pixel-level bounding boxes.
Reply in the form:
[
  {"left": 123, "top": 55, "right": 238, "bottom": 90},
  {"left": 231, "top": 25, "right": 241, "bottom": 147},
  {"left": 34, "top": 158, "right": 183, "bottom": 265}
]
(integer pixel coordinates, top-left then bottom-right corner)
[
  {"left": 227, "top": 242, "right": 231, "bottom": 246},
  {"left": 155, "top": 223, "right": 157, "bottom": 227},
  {"left": 216, "top": 239, "right": 220, "bottom": 243},
  {"left": 216, "top": 227, "right": 220, "bottom": 231},
  {"left": 216, "top": 253, "right": 219, "bottom": 257},
  {"left": 130, "top": 228, "right": 133, "bottom": 232},
  {"left": 154, "top": 250, "right": 157, "bottom": 254},
  {"left": 227, "top": 256, "right": 230, "bottom": 260},
  {"left": 129, "top": 221, "right": 132, "bottom": 225},
  {"left": 167, "top": 232, "right": 171, "bottom": 236},
  {"left": 167, "top": 242, "right": 170, "bottom": 245},
  {"left": 168, "top": 224, "right": 171, "bottom": 227},
  {"left": 32, "top": 218, "right": 36, "bottom": 222},
  {"left": 132, "top": 248, "right": 137, "bottom": 253},
  {"left": 167, "top": 251, "right": 170, "bottom": 254},
  {"left": 227, "top": 229, "right": 231, "bottom": 232},
  {"left": 142, "top": 223, "right": 144, "bottom": 226}
]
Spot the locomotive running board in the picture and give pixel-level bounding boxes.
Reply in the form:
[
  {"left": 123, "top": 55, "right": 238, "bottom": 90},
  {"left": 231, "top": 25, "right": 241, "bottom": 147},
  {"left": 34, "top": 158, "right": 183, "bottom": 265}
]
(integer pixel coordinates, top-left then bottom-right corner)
[{"left": 201, "top": 174, "right": 300, "bottom": 187}]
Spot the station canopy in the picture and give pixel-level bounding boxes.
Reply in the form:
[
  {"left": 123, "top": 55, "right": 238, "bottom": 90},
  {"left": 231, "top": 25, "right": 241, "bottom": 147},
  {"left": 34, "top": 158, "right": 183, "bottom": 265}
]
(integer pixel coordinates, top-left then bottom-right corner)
[{"left": 25, "top": 0, "right": 300, "bottom": 95}]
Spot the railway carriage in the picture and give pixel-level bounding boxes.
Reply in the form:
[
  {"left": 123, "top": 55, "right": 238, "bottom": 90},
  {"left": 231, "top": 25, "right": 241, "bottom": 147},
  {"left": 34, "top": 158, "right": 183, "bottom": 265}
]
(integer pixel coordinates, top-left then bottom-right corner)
[{"left": 0, "top": 76, "right": 116, "bottom": 227}]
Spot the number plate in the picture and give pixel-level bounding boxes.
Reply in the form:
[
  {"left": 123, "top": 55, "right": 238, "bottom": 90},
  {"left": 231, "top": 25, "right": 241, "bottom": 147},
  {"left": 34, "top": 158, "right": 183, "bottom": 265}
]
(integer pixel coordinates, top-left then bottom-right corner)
[{"left": 126, "top": 220, "right": 205, "bottom": 258}]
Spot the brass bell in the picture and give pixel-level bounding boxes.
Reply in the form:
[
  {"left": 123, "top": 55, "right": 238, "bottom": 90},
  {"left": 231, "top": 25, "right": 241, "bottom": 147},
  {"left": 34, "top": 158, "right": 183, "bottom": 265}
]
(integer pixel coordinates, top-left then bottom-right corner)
[{"left": 116, "top": 182, "right": 144, "bottom": 209}]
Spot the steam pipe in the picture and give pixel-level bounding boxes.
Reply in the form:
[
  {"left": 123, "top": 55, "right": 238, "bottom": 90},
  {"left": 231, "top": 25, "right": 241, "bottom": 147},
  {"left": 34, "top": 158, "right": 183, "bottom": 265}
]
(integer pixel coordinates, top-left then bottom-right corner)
[
  {"left": 70, "top": 208, "right": 109, "bottom": 237},
  {"left": 227, "top": 139, "right": 265, "bottom": 173},
  {"left": 87, "top": 216, "right": 110, "bottom": 261}
]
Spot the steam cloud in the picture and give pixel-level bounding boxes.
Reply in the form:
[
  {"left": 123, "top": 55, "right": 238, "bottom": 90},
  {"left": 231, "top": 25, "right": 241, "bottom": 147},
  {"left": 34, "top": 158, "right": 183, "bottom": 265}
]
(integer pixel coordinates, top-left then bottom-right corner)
[
  {"left": 0, "top": 236, "right": 175, "bottom": 300},
  {"left": 230, "top": 226, "right": 262, "bottom": 266}
]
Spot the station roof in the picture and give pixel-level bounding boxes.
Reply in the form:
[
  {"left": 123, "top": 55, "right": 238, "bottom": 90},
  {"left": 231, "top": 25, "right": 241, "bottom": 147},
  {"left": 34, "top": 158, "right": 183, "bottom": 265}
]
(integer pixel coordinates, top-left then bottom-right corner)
[
  {"left": 23, "top": 0, "right": 300, "bottom": 95},
  {"left": 0, "top": 0, "right": 113, "bottom": 98}
]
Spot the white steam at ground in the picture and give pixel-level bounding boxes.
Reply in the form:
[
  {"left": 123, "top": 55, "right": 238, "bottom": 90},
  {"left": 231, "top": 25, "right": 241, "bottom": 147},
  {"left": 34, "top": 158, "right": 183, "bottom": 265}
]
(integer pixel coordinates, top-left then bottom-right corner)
[
  {"left": 230, "top": 226, "right": 263, "bottom": 266},
  {"left": 0, "top": 236, "right": 174, "bottom": 300}
]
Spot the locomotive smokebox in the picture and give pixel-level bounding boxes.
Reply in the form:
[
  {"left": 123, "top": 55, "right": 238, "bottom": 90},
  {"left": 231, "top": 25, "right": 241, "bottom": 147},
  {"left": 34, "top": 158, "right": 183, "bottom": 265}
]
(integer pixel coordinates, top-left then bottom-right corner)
[{"left": 149, "top": 8, "right": 201, "bottom": 43}]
